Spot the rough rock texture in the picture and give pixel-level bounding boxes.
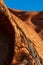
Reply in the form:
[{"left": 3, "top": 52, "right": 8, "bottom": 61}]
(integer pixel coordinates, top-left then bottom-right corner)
[
  {"left": 9, "top": 9, "right": 43, "bottom": 65},
  {"left": 0, "top": 0, "right": 43, "bottom": 65}
]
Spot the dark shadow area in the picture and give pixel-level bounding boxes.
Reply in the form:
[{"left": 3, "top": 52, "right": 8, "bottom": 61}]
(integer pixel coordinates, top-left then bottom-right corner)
[
  {"left": 31, "top": 11, "right": 43, "bottom": 28},
  {"left": 31, "top": 11, "right": 43, "bottom": 40},
  {"left": 39, "top": 57, "right": 43, "bottom": 65},
  {"left": 0, "top": 12, "right": 15, "bottom": 65},
  {"left": 9, "top": 8, "right": 29, "bottom": 21}
]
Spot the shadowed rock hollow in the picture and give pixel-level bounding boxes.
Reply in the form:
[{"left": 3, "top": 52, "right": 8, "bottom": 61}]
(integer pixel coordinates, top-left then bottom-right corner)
[{"left": 0, "top": 11, "right": 14, "bottom": 65}]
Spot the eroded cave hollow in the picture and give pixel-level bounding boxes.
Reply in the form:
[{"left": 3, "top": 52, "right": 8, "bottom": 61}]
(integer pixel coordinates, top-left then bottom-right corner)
[{"left": 0, "top": 11, "right": 14, "bottom": 65}]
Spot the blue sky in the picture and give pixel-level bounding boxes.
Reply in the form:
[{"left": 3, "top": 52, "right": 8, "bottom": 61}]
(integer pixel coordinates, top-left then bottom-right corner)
[{"left": 4, "top": 0, "right": 43, "bottom": 11}]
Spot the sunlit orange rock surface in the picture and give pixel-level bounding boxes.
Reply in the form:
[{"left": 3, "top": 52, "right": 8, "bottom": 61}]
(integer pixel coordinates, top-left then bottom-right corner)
[
  {"left": 9, "top": 9, "right": 43, "bottom": 40},
  {"left": 9, "top": 9, "right": 43, "bottom": 65}
]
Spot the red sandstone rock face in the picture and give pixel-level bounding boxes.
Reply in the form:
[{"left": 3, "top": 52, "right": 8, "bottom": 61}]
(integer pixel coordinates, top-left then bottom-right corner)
[
  {"left": 9, "top": 9, "right": 43, "bottom": 40},
  {"left": 0, "top": 4, "right": 43, "bottom": 65},
  {"left": 8, "top": 9, "right": 43, "bottom": 65}
]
